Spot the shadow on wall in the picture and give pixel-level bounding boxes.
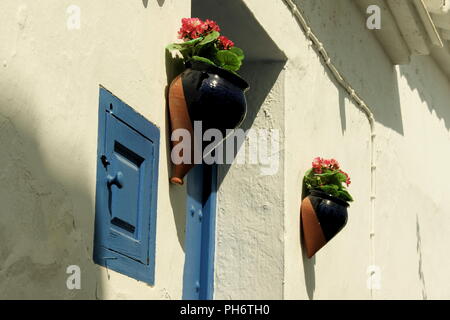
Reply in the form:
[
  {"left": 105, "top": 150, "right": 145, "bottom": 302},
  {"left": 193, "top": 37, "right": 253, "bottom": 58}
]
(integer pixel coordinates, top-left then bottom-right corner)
[
  {"left": 192, "top": 0, "right": 287, "bottom": 188},
  {"left": 143, "top": 0, "right": 165, "bottom": 8},
  {"left": 289, "top": 0, "right": 450, "bottom": 299},
  {"left": 0, "top": 78, "right": 102, "bottom": 299},
  {"left": 399, "top": 57, "right": 450, "bottom": 131},
  {"left": 416, "top": 214, "right": 428, "bottom": 300},
  {"left": 301, "top": 235, "right": 316, "bottom": 300},
  {"left": 294, "top": 0, "right": 404, "bottom": 136},
  {"left": 286, "top": 0, "right": 406, "bottom": 298},
  {"left": 164, "top": 0, "right": 288, "bottom": 248},
  {"left": 216, "top": 60, "right": 286, "bottom": 188}
]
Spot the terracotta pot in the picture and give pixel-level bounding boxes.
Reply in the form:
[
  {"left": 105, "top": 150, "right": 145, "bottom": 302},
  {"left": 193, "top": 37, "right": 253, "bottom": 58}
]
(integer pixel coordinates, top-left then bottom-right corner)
[
  {"left": 168, "top": 60, "right": 249, "bottom": 185},
  {"left": 168, "top": 75, "right": 195, "bottom": 185},
  {"left": 300, "top": 190, "right": 349, "bottom": 258}
]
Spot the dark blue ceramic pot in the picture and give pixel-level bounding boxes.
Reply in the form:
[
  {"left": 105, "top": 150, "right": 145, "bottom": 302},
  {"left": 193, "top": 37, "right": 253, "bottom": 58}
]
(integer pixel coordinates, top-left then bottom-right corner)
[
  {"left": 168, "top": 60, "right": 249, "bottom": 185},
  {"left": 301, "top": 190, "right": 349, "bottom": 258},
  {"left": 308, "top": 190, "right": 349, "bottom": 240},
  {"left": 181, "top": 60, "right": 249, "bottom": 137}
]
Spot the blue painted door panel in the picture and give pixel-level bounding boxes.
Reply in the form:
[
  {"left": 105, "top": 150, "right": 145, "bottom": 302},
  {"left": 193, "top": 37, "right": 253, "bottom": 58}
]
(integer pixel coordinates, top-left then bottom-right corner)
[
  {"left": 105, "top": 115, "right": 154, "bottom": 263},
  {"left": 94, "top": 87, "right": 159, "bottom": 285}
]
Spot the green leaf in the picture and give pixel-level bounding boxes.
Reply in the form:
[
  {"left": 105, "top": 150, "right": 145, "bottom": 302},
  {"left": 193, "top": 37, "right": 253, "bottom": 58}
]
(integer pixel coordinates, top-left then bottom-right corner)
[
  {"left": 216, "top": 50, "right": 241, "bottom": 71},
  {"left": 226, "top": 68, "right": 240, "bottom": 76},
  {"left": 315, "top": 171, "right": 337, "bottom": 177},
  {"left": 229, "top": 47, "right": 245, "bottom": 61},
  {"left": 304, "top": 169, "right": 312, "bottom": 178},
  {"left": 166, "top": 43, "right": 184, "bottom": 51},
  {"left": 195, "top": 42, "right": 219, "bottom": 61},
  {"left": 335, "top": 172, "right": 347, "bottom": 183},
  {"left": 180, "top": 37, "right": 204, "bottom": 46},
  {"left": 221, "top": 65, "right": 241, "bottom": 74},
  {"left": 179, "top": 47, "right": 191, "bottom": 56},
  {"left": 191, "top": 55, "right": 217, "bottom": 67},
  {"left": 337, "top": 189, "right": 353, "bottom": 202},
  {"left": 318, "top": 184, "right": 339, "bottom": 197},
  {"left": 167, "top": 38, "right": 205, "bottom": 59},
  {"left": 199, "top": 31, "right": 220, "bottom": 46},
  {"left": 167, "top": 38, "right": 203, "bottom": 51}
]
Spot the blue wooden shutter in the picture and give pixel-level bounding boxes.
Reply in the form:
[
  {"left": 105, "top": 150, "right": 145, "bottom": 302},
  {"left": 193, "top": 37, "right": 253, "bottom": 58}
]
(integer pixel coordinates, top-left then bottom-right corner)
[{"left": 94, "top": 88, "right": 159, "bottom": 285}]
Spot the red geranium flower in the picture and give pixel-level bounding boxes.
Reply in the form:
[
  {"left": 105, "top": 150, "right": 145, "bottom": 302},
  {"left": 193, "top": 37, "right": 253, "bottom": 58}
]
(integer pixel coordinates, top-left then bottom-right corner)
[
  {"left": 329, "top": 158, "right": 340, "bottom": 170},
  {"left": 168, "top": 18, "right": 244, "bottom": 73},
  {"left": 218, "top": 35, "right": 234, "bottom": 50},
  {"left": 204, "top": 19, "right": 220, "bottom": 32},
  {"left": 304, "top": 157, "right": 353, "bottom": 202},
  {"left": 178, "top": 18, "right": 207, "bottom": 40},
  {"left": 177, "top": 18, "right": 221, "bottom": 41},
  {"left": 312, "top": 157, "right": 323, "bottom": 173},
  {"left": 339, "top": 170, "right": 351, "bottom": 186}
]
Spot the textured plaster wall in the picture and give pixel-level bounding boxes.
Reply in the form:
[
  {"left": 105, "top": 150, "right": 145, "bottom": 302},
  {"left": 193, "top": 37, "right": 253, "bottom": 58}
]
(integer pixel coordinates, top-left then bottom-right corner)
[
  {"left": 215, "top": 62, "right": 286, "bottom": 299},
  {"left": 215, "top": 0, "right": 450, "bottom": 300},
  {"left": 0, "top": 0, "right": 189, "bottom": 299},
  {"left": 283, "top": 0, "right": 450, "bottom": 300},
  {"left": 213, "top": 0, "right": 296, "bottom": 299},
  {"left": 2, "top": 0, "right": 450, "bottom": 300}
]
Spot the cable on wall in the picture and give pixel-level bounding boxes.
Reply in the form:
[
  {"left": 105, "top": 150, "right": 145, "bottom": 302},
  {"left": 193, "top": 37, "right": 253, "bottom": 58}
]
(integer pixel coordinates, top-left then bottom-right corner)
[{"left": 282, "top": 0, "right": 378, "bottom": 298}]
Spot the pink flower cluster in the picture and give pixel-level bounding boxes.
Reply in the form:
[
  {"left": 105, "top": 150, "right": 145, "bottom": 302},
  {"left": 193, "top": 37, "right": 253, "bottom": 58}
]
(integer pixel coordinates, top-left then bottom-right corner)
[
  {"left": 178, "top": 18, "right": 220, "bottom": 41},
  {"left": 177, "top": 18, "right": 235, "bottom": 50},
  {"left": 312, "top": 157, "right": 339, "bottom": 172},
  {"left": 340, "top": 170, "right": 351, "bottom": 187},
  {"left": 312, "top": 157, "right": 351, "bottom": 186},
  {"left": 218, "top": 35, "right": 234, "bottom": 50}
]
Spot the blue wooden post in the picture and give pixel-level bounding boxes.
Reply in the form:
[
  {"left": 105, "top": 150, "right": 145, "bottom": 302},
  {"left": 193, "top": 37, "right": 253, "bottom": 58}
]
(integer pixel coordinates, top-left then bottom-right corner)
[{"left": 182, "top": 164, "right": 217, "bottom": 300}]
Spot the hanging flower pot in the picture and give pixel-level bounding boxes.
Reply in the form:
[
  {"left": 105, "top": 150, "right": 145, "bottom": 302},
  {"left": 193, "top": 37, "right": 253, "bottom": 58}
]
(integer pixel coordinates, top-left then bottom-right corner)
[
  {"left": 300, "top": 157, "right": 353, "bottom": 258},
  {"left": 167, "top": 18, "right": 249, "bottom": 185}
]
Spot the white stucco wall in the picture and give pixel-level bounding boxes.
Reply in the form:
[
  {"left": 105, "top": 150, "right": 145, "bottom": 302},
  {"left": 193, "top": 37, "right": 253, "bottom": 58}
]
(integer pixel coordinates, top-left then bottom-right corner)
[
  {"left": 1, "top": 0, "right": 450, "bottom": 300},
  {"left": 0, "top": 0, "right": 189, "bottom": 299},
  {"left": 215, "top": 62, "right": 286, "bottom": 299},
  {"left": 282, "top": 0, "right": 450, "bottom": 300},
  {"left": 214, "top": 0, "right": 450, "bottom": 300}
]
